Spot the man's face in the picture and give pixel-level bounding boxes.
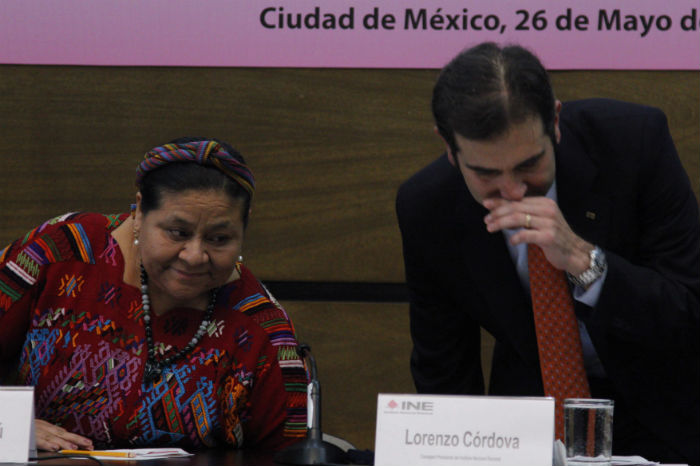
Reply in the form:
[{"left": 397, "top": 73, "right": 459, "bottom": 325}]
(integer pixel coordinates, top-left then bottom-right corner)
[{"left": 449, "top": 115, "right": 558, "bottom": 206}]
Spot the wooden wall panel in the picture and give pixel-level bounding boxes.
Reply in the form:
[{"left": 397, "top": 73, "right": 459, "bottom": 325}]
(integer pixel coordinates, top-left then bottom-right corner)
[
  {"left": 282, "top": 301, "right": 413, "bottom": 450},
  {"left": 0, "top": 66, "right": 697, "bottom": 285},
  {"left": 0, "top": 65, "right": 695, "bottom": 453},
  {"left": 281, "top": 300, "right": 495, "bottom": 450}
]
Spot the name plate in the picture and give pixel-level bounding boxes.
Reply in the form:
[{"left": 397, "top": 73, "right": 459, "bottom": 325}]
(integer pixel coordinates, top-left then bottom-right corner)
[
  {"left": 375, "top": 394, "right": 554, "bottom": 466},
  {"left": 0, "top": 386, "right": 36, "bottom": 464}
]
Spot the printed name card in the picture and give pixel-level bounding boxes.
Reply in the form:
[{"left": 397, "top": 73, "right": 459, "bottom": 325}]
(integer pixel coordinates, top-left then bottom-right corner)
[
  {"left": 375, "top": 394, "right": 554, "bottom": 466},
  {"left": 0, "top": 386, "right": 36, "bottom": 463}
]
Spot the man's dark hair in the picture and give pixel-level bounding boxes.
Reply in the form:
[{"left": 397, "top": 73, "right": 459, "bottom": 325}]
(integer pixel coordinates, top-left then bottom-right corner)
[
  {"left": 139, "top": 137, "right": 252, "bottom": 227},
  {"left": 432, "top": 42, "right": 556, "bottom": 155}
]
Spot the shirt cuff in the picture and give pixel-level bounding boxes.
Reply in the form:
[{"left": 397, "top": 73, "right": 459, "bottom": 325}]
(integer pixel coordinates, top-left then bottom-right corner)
[{"left": 572, "top": 267, "right": 608, "bottom": 307}]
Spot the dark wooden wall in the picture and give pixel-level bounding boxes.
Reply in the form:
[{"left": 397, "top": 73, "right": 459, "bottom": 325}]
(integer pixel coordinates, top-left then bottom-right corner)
[
  {"left": 0, "top": 66, "right": 698, "bottom": 449},
  {"left": 1, "top": 67, "right": 697, "bottom": 281}
]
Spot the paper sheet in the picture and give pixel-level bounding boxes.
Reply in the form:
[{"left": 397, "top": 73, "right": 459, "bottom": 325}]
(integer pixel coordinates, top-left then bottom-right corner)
[{"left": 61, "top": 448, "right": 193, "bottom": 461}]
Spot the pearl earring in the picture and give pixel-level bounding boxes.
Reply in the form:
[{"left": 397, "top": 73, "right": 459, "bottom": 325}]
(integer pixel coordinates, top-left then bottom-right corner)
[
  {"left": 134, "top": 238, "right": 139, "bottom": 246},
  {"left": 237, "top": 255, "right": 243, "bottom": 263}
]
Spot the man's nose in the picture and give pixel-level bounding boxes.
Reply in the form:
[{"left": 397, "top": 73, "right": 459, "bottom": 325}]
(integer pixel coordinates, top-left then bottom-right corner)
[{"left": 499, "top": 175, "right": 527, "bottom": 201}]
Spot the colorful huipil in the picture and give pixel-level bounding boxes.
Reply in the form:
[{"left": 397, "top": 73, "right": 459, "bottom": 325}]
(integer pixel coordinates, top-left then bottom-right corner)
[{"left": 0, "top": 212, "right": 307, "bottom": 449}]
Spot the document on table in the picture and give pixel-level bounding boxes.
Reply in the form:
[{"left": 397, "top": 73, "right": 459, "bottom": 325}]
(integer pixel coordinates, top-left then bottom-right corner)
[
  {"left": 554, "top": 440, "right": 669, "bottom": 466},
  {"left": 59, "top": 448, "right": 193, "bottom": 460},
  {"left": 613, "top": 459, "right": 690, "bottom": 466},
  {"left": 612, "top": 456, "right": 660, "bottom": 465}
]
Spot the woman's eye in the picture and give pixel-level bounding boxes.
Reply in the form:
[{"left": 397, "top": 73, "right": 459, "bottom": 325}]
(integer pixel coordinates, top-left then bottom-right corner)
[{"left": 168, "top": 229, "right": 189, "bottom": 239}]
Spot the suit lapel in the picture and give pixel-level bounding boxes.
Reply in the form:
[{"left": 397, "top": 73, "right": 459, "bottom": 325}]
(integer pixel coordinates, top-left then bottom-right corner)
[
  {"left": 453, "top": 191, "right": 540, "bottom": 367},
  {"left": 556, "top": 123, "right": 611, "bottom": 246}
]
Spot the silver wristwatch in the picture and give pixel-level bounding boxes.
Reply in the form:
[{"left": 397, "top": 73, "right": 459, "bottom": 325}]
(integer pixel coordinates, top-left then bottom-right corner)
[{"left": 567, "top": 246, "right": 607, "bottom": 289}]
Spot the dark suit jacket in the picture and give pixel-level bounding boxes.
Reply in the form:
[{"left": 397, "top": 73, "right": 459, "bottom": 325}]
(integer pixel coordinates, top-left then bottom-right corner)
[{"left": 396, "top": 99, "right": 700, "bottom": 465}]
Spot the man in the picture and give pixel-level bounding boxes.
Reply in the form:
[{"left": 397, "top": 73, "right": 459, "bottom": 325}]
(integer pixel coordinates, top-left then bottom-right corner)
[{"left": 396, "top": 42, "right": 699, "bottom": 465}]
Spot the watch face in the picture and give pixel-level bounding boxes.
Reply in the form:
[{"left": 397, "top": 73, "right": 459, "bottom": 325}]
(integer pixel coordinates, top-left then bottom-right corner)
[
  {"left": 592, "top": 247, "right": 606, "bottom": 270},
  {"left": 571, "top": 247, "right": 606, "bottom": 288}
]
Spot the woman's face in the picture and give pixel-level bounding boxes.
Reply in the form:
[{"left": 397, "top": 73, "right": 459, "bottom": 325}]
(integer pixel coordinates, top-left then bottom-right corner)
[{"left": 135, "top": 188, "right": 245, "bottom": 308}]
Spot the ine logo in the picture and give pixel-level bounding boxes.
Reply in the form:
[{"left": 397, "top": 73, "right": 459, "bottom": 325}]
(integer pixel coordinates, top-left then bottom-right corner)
[{"left": 387, "top": 399, "right": 434, "bottom": 413}]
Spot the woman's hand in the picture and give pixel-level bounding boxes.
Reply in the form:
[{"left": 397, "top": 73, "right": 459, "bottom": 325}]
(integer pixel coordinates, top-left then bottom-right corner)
[{"left": 35, "top": 419, "right": 94, "bottom": 452}]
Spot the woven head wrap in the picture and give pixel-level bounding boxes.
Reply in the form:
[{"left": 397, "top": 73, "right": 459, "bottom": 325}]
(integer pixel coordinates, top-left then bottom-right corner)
[{"left": 135, "top": 140, "right": 255, "bottom": 198}]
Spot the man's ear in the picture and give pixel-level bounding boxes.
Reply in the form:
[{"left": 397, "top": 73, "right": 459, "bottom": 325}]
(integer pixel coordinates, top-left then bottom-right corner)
[
  {"left": 446, "top": 150, "right": 457, "bottom": 166},
  {"left": 434, "top": 126, "right": 456, "bottom": 166},
  {"left": 554, "top": 100, "right": 562, "bottom": 144}
]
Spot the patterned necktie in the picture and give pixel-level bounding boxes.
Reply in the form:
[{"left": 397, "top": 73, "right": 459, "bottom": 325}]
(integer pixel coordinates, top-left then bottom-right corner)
[{"left": 528, "top": 244, "right": 591, "bottom": 440}]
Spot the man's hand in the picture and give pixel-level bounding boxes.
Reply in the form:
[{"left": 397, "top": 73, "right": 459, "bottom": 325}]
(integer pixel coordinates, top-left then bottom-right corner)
[
  {"left": 483, "top": 197, "right": 592, "bottom": 275},
  {"left": 35, "top": 419, "right": 93, "bottom": 452}
]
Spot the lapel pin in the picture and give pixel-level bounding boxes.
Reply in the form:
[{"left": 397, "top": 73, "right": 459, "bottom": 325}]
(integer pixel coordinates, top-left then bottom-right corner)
[{"left": 585, "top": 211, "right": 596, "bottom": 220}]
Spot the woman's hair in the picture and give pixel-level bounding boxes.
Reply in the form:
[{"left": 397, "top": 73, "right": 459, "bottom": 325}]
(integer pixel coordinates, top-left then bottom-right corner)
[{"left": 138, "top": 137, "right": 252, "bottom": 227}]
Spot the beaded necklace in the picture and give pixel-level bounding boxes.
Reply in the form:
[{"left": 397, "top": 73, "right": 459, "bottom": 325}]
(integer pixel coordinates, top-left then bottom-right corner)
[{"left": 140, "top": 265, "right": 217, "bottom": 384}]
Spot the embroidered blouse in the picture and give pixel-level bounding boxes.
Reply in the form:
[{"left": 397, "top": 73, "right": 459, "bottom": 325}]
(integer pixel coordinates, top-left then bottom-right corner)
[{"left": 0, "top": 212, "right": 307, "bottom": 450}]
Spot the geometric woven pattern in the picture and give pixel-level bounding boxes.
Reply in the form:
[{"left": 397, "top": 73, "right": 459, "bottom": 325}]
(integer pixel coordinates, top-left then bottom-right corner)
[
  {"left": 528, "top": 244, "right": 590, "bottom": 440},
  {"left": 0, "top": 212, "right": 307, "bottom": 450}
]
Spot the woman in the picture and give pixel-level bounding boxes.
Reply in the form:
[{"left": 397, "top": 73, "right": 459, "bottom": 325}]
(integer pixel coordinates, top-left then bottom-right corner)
[{"left": 0, "top": 138, "right": 307, "bottom": 451}]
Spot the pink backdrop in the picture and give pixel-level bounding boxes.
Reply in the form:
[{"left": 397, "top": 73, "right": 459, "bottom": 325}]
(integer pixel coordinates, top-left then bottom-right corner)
[{"left": 1, "top": 0, "right": 698, "bottom": 69}]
